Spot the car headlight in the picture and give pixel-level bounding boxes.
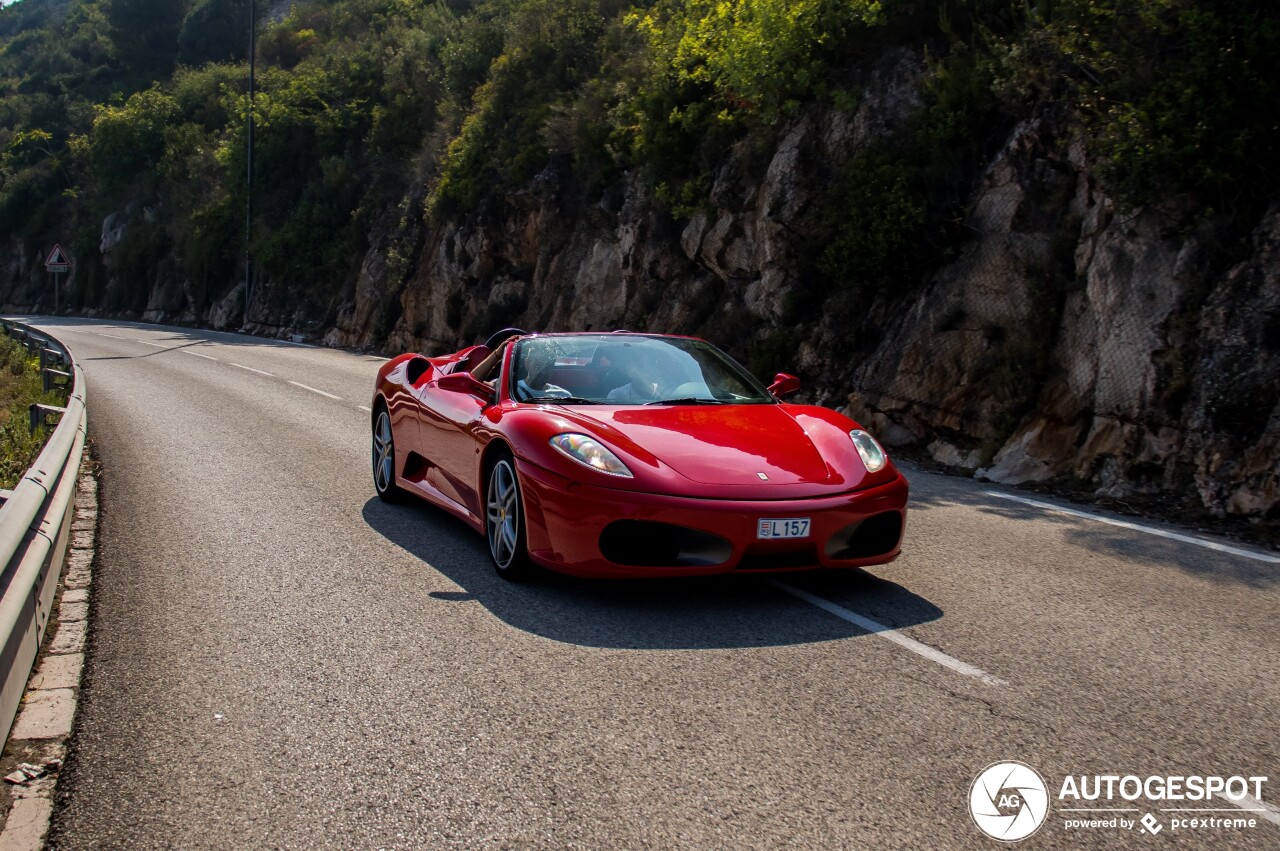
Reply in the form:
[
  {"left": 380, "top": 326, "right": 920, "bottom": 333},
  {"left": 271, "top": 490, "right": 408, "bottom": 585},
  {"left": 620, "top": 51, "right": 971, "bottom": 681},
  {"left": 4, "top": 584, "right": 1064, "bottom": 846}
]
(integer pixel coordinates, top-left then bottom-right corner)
[
  {"left": 849, "top": 429, "right": 887, "bottom": 473},
  {"left": 549, "top": 433, "right": 633, "bottom": 477}
]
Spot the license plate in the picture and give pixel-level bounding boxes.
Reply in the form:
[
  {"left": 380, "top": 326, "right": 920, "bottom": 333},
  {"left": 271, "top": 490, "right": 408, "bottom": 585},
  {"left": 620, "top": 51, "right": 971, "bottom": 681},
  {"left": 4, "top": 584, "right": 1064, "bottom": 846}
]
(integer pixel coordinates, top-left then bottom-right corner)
[{"left": 757, "top": 518, "right": 811, "bottom": 539}]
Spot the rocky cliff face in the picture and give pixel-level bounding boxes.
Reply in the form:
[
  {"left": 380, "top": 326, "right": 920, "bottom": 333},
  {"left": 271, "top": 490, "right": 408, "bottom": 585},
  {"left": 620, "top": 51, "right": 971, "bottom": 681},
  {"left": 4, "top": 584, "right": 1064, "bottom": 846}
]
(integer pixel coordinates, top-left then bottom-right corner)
[
  {"left": 2, "top": 48, "right": 1274, "bottom": 528},
  {"left": 846, "top": 111, "right": 1280, "bottom": 526}
]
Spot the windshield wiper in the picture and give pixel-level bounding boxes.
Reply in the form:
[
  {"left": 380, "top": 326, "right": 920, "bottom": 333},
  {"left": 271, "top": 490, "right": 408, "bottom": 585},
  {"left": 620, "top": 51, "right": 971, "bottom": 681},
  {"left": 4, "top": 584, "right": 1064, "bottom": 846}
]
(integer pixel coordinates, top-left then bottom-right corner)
[
  {"left": 645, "top": 397, "right": 727, "bottom": 406},
  {"left": 524, "top": 395, "right": 600, "bottom": 405}
]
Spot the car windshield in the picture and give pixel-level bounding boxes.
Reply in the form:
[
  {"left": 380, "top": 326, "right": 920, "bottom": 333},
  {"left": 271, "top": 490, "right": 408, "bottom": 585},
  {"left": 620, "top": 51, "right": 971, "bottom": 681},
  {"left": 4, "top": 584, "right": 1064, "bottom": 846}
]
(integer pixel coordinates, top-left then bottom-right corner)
[{"left": 509, "top": 335, "right": 775, "bottom": 405}]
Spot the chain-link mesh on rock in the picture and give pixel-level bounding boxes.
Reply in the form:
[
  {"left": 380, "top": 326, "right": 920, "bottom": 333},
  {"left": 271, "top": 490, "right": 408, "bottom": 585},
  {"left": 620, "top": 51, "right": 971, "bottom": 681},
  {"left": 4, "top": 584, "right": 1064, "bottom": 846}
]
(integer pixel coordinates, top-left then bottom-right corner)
[{"left": 840, "top": 127, "right": 1279, "bottom": 528}]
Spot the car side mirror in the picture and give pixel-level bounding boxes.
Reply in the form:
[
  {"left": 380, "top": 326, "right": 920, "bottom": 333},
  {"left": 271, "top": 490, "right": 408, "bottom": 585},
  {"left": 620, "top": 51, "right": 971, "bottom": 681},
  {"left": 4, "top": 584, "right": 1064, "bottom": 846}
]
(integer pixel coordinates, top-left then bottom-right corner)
[
  {"left": 437, "top": 371, "right": 494, "bottom": 401},
  {"left": 768, "top": 372, "right": 801, "bottom": 397}
]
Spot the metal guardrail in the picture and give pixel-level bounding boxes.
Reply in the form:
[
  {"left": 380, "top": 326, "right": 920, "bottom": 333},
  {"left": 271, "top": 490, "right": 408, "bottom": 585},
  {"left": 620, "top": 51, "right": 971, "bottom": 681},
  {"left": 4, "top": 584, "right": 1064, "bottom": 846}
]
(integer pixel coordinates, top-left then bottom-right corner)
[{"left": 0, "top": 320, "right": 87, "bottom": 745}]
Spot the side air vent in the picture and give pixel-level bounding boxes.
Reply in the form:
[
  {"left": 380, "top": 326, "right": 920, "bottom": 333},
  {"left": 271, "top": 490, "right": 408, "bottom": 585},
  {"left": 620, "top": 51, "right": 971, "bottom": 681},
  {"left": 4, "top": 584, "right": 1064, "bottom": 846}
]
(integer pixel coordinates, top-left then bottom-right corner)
[{"left": 406, "top": 356, "right": 433, "bottom": 385}]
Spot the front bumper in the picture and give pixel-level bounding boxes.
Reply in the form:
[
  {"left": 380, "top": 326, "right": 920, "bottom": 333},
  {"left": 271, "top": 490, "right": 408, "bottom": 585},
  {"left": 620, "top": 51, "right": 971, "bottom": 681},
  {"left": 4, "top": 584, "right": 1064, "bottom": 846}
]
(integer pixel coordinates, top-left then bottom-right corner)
[{"left": 517, "top": 460, "right": 909, "bottom": 578}]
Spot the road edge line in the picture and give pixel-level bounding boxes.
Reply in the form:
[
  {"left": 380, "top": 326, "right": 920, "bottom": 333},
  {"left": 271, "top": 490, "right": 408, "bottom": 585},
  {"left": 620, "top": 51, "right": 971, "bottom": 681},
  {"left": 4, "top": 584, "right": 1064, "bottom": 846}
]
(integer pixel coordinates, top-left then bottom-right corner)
[
  {"left": 983, "top": 492, "right": 1280, "bottom": 564},
  {"left": 769, "top": 580, "right": 1008, "bottom": 687}
]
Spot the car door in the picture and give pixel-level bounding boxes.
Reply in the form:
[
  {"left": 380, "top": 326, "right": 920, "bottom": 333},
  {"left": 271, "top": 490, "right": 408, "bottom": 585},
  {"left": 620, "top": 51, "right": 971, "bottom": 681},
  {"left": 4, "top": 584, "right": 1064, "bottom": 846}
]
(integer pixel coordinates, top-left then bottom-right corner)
[
  {"left": 414, "top": 371, "right": 492, "bottom": 521},
  {"left": 385, "top": 358, "right": 427, "bottom": 482}
]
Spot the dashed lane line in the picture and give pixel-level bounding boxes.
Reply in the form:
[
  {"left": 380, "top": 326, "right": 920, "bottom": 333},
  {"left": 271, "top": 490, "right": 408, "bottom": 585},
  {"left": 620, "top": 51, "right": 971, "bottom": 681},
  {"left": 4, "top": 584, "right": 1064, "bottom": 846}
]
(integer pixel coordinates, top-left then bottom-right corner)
[
  {"left": 288, "top": 380, "right": 342, "bottom": 400},
  {"left": 770, "top": 580, "right": 1008, "bottom": 687},
  {"left": 32, "top": 323, "right": 378, "bottom": 419},
  {"left": 984, "top": 491, "right": 1280, "bottom": 564},
  {"left": 230, "top": 363, "right": 274, "bottom": 377},
  {"left": 28, "top": 324, "right": 378, "bottom": 419}
]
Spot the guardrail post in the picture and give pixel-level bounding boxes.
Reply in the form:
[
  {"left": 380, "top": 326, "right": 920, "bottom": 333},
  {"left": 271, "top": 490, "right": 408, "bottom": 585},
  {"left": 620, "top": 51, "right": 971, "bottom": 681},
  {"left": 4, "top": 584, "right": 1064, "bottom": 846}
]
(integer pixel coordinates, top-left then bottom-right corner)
[
  {"left": 39, "top": 348, "right": 67, "bottom": 370},
  {"left": 42, "top": 368, "right": 72, "bottom": 393},
  {"left": 28, "top": 404, "right": 66, "bottom": 434}
]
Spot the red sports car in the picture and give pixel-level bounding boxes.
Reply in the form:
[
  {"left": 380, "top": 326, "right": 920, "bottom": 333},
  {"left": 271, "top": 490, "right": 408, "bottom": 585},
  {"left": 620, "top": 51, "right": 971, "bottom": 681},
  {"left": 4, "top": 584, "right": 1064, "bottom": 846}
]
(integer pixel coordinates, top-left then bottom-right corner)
[{"left": 371, "top": 330, "right": 908, "bottom": 579}]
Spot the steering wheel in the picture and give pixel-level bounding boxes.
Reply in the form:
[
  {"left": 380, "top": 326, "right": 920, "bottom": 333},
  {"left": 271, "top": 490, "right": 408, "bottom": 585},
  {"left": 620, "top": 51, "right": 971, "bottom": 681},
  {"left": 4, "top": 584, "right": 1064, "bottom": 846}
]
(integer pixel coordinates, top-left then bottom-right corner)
[{"left": 483, "top": 327, "right": 527, "bottom": 350}]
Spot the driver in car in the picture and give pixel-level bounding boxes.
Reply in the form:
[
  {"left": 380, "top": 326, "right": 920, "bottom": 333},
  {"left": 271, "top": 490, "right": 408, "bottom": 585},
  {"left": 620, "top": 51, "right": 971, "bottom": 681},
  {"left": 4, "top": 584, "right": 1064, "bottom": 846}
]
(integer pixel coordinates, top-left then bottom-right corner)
[
  {"left": 605, "top": 344, "right": 691, "bottom": 403},
  {"left": 515, "top": 343, "right": 572, "bottom": 400}
]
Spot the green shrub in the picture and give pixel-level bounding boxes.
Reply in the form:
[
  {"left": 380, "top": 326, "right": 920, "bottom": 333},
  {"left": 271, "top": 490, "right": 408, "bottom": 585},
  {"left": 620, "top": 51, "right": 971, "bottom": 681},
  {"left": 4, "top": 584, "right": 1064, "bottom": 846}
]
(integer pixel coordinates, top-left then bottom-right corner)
[
  {"left": 1031, "top": 0, "right": 1280, "bottom": 217},
  {"left": 815, "top": 41, "right": 1004, "bottom": 302},
  {"left": 0, "top": 334, "right": 71, "bottom": 489},
  {"left": 819, "top": 144, "right": 926, "bottom": 290},
  {"left": 178, "top": 0, "right": 251, "bottom": 67},
  {"left": 631, "top": 0, "right": 886, "bottom": 124},
  {"left": 431, "top": 0, "right": 624, "bottom": 215},
  {"left": 89, "top": 86, "right": 180, "bottom": 194}
]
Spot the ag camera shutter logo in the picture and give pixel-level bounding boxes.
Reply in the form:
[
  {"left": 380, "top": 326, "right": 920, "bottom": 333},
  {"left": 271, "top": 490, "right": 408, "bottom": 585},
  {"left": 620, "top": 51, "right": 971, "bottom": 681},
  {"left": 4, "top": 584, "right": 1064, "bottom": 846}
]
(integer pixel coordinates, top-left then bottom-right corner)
[{"left": 969, "top": 761, "right": 1050, "bottom": 841}]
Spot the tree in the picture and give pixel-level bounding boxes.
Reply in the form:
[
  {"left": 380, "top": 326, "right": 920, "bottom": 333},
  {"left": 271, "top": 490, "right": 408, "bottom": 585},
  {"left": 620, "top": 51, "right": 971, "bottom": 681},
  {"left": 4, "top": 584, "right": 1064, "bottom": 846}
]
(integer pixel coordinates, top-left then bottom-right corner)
[
  {"left": 104, "top": 0, "right": 190, "bottom": 81},
  {"left": 178, "top": 0, "right": 252, "bottom": 67}
]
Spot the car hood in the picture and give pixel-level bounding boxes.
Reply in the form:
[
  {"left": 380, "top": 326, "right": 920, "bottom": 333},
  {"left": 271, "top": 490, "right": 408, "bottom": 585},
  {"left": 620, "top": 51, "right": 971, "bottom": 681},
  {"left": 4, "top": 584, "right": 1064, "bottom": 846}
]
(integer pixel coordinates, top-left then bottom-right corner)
[{"left": 571, "top": 404, "right": 837, "bottom": 488}]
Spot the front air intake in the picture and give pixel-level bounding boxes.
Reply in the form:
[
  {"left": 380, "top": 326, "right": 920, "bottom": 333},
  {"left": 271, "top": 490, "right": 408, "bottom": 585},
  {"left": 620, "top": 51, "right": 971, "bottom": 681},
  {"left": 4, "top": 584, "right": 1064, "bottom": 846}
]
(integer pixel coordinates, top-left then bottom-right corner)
[
  {"left": 599, "top": 521, "right": 732, "bottom": 567},
  {"left": 825, "top": 512, "right": 903, "bottom": 560}
]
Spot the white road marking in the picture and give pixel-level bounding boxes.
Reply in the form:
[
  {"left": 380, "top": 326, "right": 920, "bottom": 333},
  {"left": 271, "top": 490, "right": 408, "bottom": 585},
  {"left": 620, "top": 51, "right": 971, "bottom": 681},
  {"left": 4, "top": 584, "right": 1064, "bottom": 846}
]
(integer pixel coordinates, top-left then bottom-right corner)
[
  {"left": 1234, "top": 793, "right": 1280, "bottom": 827},
  {"left": 288, "top": 380, "right": 341, "bottom": 400},
  {"left": 136, "top": 340, "right": 168, "bottom": 348},
  {"left": 984, "top": 491, "right": 1280, "bottom": 564},
  {"left": 95, "top": 332, "right": 129, "bottom": 340},
  {"left": 356, "top": 405, "right": 372, "bottom": 413},
  {"left": 230, "top": 363, "right": 274, "bottom": 377},
  {"left": 769, "top": 580, "right": 1008, "bottom": 687},
  {"left": 180, "top": 350, "right": 218, "bottom": 361}
]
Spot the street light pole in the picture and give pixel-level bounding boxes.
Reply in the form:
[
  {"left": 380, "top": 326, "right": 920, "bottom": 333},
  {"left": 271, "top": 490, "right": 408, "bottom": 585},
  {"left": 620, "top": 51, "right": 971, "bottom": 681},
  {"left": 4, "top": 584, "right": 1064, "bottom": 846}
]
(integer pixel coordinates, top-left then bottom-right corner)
[{"left": 244, "top": 0, "right": 256, "bottom": 327}]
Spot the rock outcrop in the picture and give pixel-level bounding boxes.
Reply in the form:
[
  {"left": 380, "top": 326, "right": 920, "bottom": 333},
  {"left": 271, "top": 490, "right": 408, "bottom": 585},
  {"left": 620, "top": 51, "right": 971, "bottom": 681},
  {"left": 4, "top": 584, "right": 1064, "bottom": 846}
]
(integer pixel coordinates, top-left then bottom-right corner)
[{"left": 847, "top": 113, "right": 1279, "bottom": 523}]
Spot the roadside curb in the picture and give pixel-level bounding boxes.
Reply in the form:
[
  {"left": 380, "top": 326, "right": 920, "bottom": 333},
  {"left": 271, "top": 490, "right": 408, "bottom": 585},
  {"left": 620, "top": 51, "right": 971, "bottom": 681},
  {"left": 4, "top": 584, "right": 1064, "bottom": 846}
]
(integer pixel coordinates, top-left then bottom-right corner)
[{"left": 0, "top": 454, "right": 98, "bottom": 850}]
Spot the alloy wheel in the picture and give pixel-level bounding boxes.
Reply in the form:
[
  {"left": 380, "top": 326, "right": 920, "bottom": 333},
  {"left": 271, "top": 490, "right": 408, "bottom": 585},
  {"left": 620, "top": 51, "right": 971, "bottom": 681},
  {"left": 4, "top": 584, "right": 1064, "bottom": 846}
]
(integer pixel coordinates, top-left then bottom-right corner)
[
  {"left": 373, "top": 410, "right": 395, "bottom": 495},
  {"left": 486, "top": 460, "right": 521, "bottom": 571}
]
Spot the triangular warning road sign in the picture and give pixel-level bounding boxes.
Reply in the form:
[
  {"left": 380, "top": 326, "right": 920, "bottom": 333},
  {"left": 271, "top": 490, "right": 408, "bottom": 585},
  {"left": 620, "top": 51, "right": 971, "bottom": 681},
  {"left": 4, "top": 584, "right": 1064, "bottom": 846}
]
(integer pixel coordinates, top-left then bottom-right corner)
[{"left": 44, "top": 244, "right": 70, "bottom": 270}]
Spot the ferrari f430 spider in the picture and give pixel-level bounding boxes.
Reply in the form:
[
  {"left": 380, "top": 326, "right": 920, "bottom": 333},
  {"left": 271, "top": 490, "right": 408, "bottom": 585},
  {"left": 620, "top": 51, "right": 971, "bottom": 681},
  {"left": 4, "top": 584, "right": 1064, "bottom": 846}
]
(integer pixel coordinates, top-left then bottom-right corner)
[{"left": 371, "top": 330, "right": 908, "bottom": 579}]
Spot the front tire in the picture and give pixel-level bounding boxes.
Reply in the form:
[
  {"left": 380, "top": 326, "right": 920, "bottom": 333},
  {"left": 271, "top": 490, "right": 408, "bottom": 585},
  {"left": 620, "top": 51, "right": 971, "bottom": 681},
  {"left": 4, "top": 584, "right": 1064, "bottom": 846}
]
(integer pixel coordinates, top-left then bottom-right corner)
[
  {"left": 486, "top": 454, "right": 532, "bottom": 580},
  {"left": 372, "top": 407, "right": 405, "bottom": 502}
]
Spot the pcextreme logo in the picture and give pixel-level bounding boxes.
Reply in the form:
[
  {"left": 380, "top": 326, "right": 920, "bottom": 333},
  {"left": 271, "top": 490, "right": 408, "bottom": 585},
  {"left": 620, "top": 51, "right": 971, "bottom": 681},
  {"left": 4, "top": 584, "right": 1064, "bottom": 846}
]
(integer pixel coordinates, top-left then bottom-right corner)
[{"left": 969, "top": 762, "right": 1274, "bottom": 842}]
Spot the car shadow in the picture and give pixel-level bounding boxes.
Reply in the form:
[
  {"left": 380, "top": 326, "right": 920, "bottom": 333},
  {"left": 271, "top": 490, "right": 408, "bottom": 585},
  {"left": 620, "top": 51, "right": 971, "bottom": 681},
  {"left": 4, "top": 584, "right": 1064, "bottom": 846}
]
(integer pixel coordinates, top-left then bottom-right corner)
[
  {"left": 361, "top": 497, "right": 943, "bottom": 651},
  {"left": 80, "top": 340, "right": 217, "bottom": 361}
]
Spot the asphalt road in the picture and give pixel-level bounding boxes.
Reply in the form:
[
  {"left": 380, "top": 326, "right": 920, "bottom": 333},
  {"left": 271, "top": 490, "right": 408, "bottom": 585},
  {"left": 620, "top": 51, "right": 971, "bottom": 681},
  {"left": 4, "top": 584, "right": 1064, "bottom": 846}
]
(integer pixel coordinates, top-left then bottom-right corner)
[{"left": 19, "top": 317, "right": 1280, "bottom": 850}]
